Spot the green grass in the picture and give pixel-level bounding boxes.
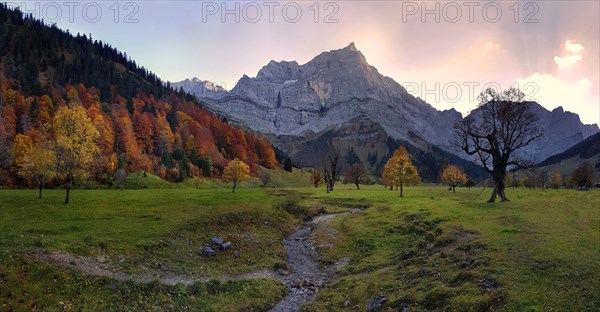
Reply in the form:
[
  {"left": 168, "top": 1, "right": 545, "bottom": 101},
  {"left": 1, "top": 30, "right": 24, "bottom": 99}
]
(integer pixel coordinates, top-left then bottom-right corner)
[
  {"left": 0, "top": 187, "right": 298, "bottom": 310},
  {"left": 0, "top": 256, "right": 284, "bottom": 311},
  {"left": 1, "top": 182, "right": 598, "bottom": 311},
  {"left": 300, "top": 185, "right": 600, "bottom": 311}
]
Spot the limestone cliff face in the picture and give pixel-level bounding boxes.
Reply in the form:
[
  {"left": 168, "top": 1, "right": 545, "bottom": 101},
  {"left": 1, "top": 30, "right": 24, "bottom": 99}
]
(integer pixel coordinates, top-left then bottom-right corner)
[{"left": 176, "top": 43, "right": 598, "bottom": 165}]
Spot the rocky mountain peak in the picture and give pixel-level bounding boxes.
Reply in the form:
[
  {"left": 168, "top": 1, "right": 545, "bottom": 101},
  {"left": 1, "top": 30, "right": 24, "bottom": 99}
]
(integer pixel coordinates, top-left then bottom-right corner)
[
  {"left": 345, "top": 42, "right": 358, "bottom": 52},
  {"left": 256, "top": 60, "right": 301, "bottom": 82},
  {"left": 175, "top": 43, "right": 598, "bottom": 165}
]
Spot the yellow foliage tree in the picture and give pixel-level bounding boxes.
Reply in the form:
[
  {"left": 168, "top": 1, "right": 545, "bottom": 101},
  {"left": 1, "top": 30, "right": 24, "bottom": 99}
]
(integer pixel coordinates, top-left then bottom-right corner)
[
  {"left": 550, "top": 173, "right": 562, "bottom": 189},
  {"left": 441, "top": 164, "right": 468, "bottom": 193},
  {"left": 52, "top": 104, "right": 99, "bottom": 204},
  {"left": 223, "top": 158, "right": 250, "bottom": 192},
  {"left": 18, "top": 146, "right": 56, "bottom": 198},
  {"left": 12, "top": 134, "right": 33, "bottom": 172},
  {"left": 382, "top": 146, "right": 420, "bottom": 197}
]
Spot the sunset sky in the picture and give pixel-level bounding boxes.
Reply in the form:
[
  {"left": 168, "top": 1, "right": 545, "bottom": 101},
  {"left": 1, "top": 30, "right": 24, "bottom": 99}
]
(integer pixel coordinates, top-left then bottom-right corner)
[{"left": 6, "top": 1, "right": 599, "bottom": 124}]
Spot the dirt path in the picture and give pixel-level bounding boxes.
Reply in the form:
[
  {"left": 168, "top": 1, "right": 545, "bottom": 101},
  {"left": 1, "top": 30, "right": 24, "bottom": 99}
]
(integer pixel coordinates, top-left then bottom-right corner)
[
  {"left": 269, "top": 210, "right": 358, "bottom": 312},
  {"left": 33, "top": 210, "right": 359, "bottom": 310},
  {"left": 33, "top": 250, "right": 283, "bottom": 286}
]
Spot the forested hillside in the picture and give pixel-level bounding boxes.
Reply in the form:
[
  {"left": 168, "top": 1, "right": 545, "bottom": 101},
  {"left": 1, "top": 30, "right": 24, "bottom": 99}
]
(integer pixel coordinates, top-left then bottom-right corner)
[
  {"left": 539, "top": 132, "right": 600, "bottom": 166},
  {"left": 0, "top": 4, "right": 276, "bottom": 187}
]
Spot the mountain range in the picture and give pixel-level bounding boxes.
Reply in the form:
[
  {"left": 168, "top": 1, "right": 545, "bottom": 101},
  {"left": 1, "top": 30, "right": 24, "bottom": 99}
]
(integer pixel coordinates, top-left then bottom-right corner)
[{"left": 174, "top": 43, "right": 599, "bottom": 171}]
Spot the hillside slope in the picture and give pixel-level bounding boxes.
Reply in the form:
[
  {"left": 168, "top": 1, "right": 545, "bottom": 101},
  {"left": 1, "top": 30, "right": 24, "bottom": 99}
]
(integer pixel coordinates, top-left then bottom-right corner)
[{"left": 0, "top": 4, "right": 277, "bottom": 187}]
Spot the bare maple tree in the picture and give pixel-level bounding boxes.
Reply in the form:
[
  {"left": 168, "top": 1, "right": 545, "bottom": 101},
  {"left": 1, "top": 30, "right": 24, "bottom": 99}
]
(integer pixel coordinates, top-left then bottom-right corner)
[
  {"left": 323, "top": 150, "right": 343, "bottom": 193},
  {"left": 454, "top": 86, "right": 542, "bottom": 202}
]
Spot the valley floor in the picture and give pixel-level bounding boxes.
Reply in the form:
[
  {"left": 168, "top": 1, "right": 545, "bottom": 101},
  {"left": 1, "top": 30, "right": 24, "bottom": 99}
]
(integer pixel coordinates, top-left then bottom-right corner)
[{"left": 0, "top": 185, "right": 598, "bottom": 311}]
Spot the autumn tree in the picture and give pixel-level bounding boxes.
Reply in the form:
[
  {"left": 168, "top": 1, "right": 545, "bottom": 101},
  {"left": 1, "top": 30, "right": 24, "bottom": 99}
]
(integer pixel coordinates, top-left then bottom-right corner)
[
  {"left": 52, "top": 104, "right": 99, "bottom": 204},
  {"left": 551, "top": 173, "right": 562, "bottom": 189},
  {"left": 260, "top": 170, "right": 272, "bottom": 187},
  {"left": 12, "top": 134, "right": 33, "bottom": 174},
  {"left": 18, "top": 146, "right": 56, "bottom": 198},
  {"left": 310, "top": 169, "right": 323, "bottom": 188},
  {"left": 258, "top": 138, "right": 277, "bottom": 169},
  {"left": 345, "top": 163, "right": 368, "bottom": 190},
  {"left": 223, "top": 158, "right": 250, "bottom": 192},
  {"left": 323, "top": 151, "right": 343, "bottom": 193},
  {"left": 465, "top": 178, "right": 476, "bottom": 189},
  {"left": 441, "top": 164, "right": 467, "bottom": 193},
  {"left": 454, "top": 86, "right": 542, "bottom": 202},
  {"left": 382, "top": 146, "right": 420, "bottom": 197},
  {"left": 570, "top": 162, "right": 594, "bottom": 189},
  {"left": 520, "top": 175, "right": 531, "bottom": 189},
  {"left": 536, "top": 169, "right": 549, "bottom": 190}
]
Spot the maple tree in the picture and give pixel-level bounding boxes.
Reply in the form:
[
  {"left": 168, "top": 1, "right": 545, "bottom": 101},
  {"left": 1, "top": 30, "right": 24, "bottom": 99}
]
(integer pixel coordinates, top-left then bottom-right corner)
[
  {"left": 441, "top": 164, "right": 467, "bottom": 193},
  {"left": 310, "top": 169, "right": 323, "bottom": 188},
  {"left": 454, "top": 87, "right": 542, "bottom": 202},
  {"left": 223, "top": 158, "right": 251, "bottom": 192},
  {"left": 52, "top": 104, "right": 99, "bottom": 204},
  {"left": 323, "top": 151, "right": 343, "bottom": 193},
  {"left": 18, "top": 145, "right": 56, "bottom": 198},
  {"left": 570, "top": 162, "right": 594, "bottom": 189},
  {"left": 382, "top": 146, "right": 420, "bottom": 197},
  {"left": 550, "top": 173, "right": 562, "bottom": 189},
  {"left": 345, "top": 163, "right": 369, "bottom": 190},
  {"left": 12, "top": 133, "right": 33, "bottom": 173}
]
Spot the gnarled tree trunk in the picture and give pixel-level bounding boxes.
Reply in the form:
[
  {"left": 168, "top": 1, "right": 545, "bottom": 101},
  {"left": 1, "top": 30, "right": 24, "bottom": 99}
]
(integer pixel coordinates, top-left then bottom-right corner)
[{"left": 489, "top": 169, "right": 509, "bottom": 203}]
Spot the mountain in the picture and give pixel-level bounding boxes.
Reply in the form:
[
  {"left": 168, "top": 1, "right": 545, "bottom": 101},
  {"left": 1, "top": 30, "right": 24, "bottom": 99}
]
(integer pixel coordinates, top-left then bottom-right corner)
[
  {"left": 531, "top": 132, "right": 600, "bottom": 183},
  {"left": 181, "top": 43, "right": 460, "bottom": 146},
  {"left": 539, "top": 132, "right": 600, "bottom": 167},
  {"left": 518, "top": 104, "right": 599, "bottom": 162},
  {"left": 172, "top": 78, "right": 227, "bottom": 100},
  {"left": 0, "top": 4, "right": 277, "bottom": 186},
  {"left": 177, "top": 43, "right": 598, "bottom": 172}
]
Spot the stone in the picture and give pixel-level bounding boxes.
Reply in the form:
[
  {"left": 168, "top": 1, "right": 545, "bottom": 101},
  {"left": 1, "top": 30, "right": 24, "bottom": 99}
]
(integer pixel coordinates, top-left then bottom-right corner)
[
  {"left": 203, "top": 246, "right": 216, "bottom": 257},
  {"left": 277, "top": 268, "right": 289, "bottom": 276},
  {"left": 210, "top": 236, "right": 224, "bottom": 245},
  {"left": 219, "top": 241, "right": 232, "bottom": 250},
  {"left": 291, "top": 279, "right": 304, "bottom": 288},
  {"left": 479, "top": 278, "right": 499, "bottom": 290},
  {"left": 366, "top": 295, "right": 388, "bottom": 312}
]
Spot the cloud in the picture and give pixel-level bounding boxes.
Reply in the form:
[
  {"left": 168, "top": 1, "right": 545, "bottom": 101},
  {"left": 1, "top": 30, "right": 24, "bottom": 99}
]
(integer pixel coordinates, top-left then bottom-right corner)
[
  {"left": 514, "top": 73, "right": 598, "bottom": 124},
  {"left": 565, "top": 40, "right": 584, "bottom": 54},
  {"left": 554, "top": 40, "right": 584, "bottom": 69}
]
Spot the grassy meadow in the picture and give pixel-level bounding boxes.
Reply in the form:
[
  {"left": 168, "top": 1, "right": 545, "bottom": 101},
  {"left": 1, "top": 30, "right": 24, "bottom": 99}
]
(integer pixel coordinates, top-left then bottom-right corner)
[{"left": 0, "top": 176, "right": 598, "bottom": 311}]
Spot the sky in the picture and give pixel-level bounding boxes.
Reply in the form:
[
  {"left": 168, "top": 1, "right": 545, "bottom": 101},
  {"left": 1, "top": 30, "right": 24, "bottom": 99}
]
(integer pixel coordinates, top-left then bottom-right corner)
[{"left": 5, "top": 0, "right": 599, "bottom": 124}]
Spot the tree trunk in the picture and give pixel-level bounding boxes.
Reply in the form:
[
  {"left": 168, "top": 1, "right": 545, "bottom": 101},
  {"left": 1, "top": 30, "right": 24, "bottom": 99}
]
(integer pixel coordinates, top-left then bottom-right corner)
[
  {"left": 452, "top": 186, "right": 456, "bottom": 194},
  {"left": 232, "top": 182, "right": 237, "bottom": 193},
  {"left": 38, "top": 184, "right": 43, "bottom": 199},
  {"left": 488, "top": 170, "right": 509, "bottom": 203},
  {"left": 400, "top": 184, "right": 403, "bottom": 197},
  {"left": 64, "top": 178, "right": 72, "bottom": 205},
  {"left": 355, "top": 182, "right": 360, "bottom": 190},
  {"left": 389, "top": 186, "right": 393, "bottom": 191}
]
